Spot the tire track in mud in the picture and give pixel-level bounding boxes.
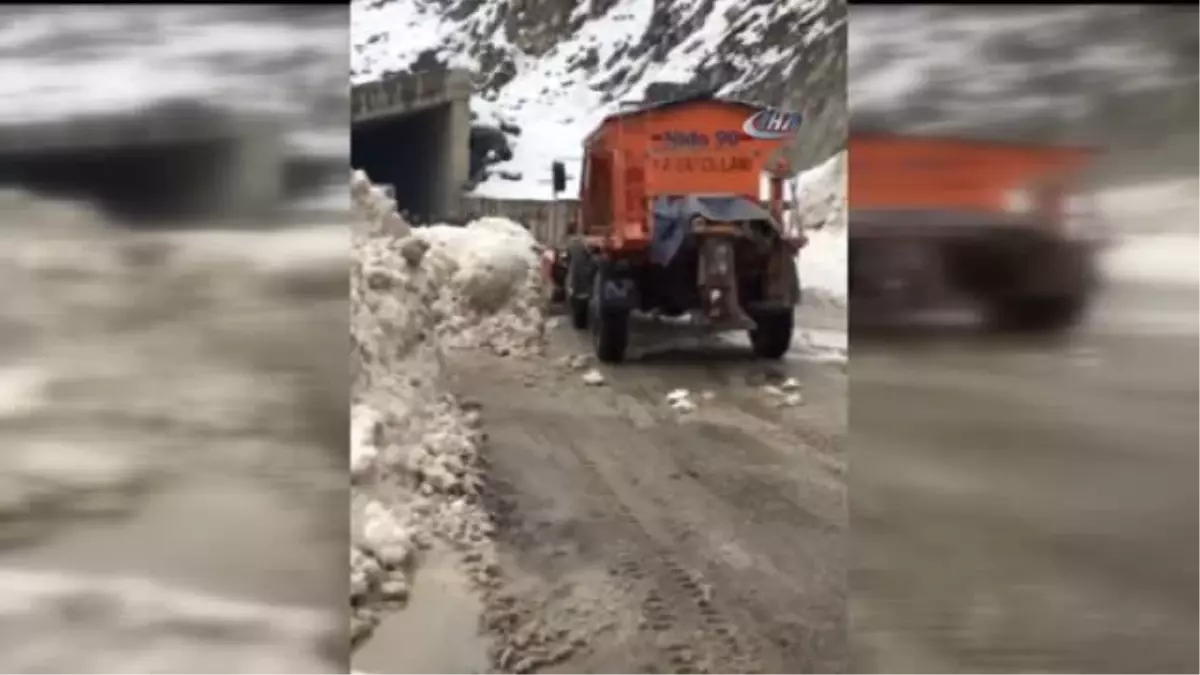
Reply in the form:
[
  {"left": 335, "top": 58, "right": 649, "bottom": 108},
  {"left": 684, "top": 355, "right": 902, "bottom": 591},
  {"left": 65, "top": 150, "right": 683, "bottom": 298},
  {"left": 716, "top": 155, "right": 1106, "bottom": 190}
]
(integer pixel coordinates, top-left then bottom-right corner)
[
  {"left": 557, "top": 418, "right": 766, "bottom": 674},
  {"left": 480, "top": 404, "right": 764, "bottom": 674},
  {"left": 579, "top": 407, "right": 846, "bottom": 674},
  {"left": 461, "top": 346, "right": 847, "bottom": 674}
]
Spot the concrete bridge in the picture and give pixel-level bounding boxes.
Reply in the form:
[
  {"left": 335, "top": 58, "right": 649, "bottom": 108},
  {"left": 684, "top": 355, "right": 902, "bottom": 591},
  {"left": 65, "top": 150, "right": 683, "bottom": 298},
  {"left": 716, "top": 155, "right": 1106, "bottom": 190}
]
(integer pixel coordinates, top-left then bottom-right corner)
[{"left": 350, "top": 69, "right": 472, "bottom": 223}]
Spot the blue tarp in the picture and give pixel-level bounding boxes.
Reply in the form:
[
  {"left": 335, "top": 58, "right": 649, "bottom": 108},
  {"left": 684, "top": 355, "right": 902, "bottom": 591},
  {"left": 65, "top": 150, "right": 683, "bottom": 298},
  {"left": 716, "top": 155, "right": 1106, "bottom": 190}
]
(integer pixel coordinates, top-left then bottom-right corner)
[{"left": 649, "top": 194, "right": 775, "bottom": 266}]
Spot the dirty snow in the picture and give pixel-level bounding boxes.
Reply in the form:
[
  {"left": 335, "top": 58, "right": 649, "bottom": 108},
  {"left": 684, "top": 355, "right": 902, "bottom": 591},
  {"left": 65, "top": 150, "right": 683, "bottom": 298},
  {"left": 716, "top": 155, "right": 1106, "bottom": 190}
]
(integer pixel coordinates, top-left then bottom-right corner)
[
  {"left": 0, "top": 570, "right": 334, "bottom": 673},
  {"left": 0, "top": 189, "right": 346, "bottom": 672},
  {"left": 1095, "top": 177, "right": 1200, "bottom": 288},
  {"left": 415, "top": 217, "right": 546, "bottom": 355},
  {"left": 350, "top": 169, "right": 545, "bottom": 652},
  {"left": 793, "top": 151, "right": 848, "bottom": 305}
]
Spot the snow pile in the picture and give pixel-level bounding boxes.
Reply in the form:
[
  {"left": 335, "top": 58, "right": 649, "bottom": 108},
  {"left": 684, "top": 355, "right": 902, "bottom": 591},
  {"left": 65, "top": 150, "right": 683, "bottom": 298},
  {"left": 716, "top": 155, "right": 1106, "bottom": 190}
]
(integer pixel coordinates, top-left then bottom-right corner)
[
  {"left": 348, "top": 171, "right": 546, "bottom": 357},
  {"left": 1095, "top": 177, "right": 1200, "bottom": 288},
  {"left": 0, "top": 570, "right": 334, "bottom": 673},
  {"left": 349, "top": 171, "right": 502, "bottom": 650},
  {"left": 792, "top": 151, "right": 848, "bottom": 306},
  {"left": 0, "top": 190, "right": 346, "bottom": 673},
  {"left": 416, "top": 217, "right": 546, "bottom": 356},
  {"left": 0, "top": 189, "right": 342, "bottom": 465}
]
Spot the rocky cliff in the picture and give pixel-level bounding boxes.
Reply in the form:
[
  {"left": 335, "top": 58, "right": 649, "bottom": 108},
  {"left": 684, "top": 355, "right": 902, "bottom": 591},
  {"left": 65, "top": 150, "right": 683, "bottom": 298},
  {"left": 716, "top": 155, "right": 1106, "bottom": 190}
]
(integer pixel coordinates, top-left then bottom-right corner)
[{"left": 351, "top": 0, "right": 847, "bottom": 198}]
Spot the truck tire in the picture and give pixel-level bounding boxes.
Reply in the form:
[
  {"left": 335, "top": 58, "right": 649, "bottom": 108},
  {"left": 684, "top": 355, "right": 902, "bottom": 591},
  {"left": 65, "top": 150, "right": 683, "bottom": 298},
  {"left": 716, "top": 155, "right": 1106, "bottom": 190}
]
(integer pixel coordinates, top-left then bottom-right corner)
[
  {"left": 591, "top": 273, "right": 630, "bottom": 364},
  {"left": 569, "top": 296, "right": 589, "bottom": 330},
  {"left": 989, "top": 293, "right": 1090, "bottom": 334},
  {"left": 749, "top": 309, "right": 794, "bottom": 359},
  {"left": 566, "top": 246, "right": 592, "bottom": 330}
]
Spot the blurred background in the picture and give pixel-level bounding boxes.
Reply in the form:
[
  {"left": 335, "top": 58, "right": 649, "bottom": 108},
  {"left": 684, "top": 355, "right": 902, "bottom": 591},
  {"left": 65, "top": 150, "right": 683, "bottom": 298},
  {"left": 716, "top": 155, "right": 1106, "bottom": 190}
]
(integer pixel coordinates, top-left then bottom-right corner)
[
  {"left": 0, "top": 5, "right": 349, "bottom": 673},
  {"left": 848, "top": 4, "right": 1198, "bottom": 673}
]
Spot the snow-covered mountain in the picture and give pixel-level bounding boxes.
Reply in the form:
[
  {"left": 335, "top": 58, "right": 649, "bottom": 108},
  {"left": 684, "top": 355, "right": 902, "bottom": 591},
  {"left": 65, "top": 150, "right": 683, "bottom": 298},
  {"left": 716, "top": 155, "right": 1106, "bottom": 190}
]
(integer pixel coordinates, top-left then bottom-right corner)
[
  {"left": 850, "top": 5, "right": 1198, "bottom": 182},
  {"left": 351, "top": 0, "right": 847, "bottom": 199}
]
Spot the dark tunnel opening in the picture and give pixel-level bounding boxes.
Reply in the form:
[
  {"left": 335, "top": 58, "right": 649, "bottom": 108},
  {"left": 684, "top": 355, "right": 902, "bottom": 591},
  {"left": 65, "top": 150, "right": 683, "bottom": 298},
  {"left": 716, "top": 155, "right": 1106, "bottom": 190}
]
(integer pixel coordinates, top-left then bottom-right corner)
[
  {"left": 351, "top": 104, "right": 449, "bottom": 224},
  {"left": 0, "top": 140, "right": 233, "bottom": 228}
]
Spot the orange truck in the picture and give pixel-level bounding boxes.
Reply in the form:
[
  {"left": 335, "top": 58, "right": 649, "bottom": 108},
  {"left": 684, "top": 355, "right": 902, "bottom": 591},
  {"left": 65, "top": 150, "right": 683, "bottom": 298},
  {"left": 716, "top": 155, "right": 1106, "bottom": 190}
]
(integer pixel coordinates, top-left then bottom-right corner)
[
  {"left": 552, "top": 95, "right": 804, "bottom": 363},
  {"left": 848, "top": 132, "right": 1105, "bottom": 331}
]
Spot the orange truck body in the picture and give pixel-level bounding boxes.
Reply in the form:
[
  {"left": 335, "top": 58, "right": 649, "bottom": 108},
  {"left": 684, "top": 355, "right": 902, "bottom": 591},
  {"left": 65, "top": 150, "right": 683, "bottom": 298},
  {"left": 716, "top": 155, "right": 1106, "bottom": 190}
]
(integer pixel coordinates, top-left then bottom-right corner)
[
  {"left": 578, "top": 99, "right": 796, "bottom": 252},
  {"left": 847, "top": 132, "right": 1104, "bottom": 332},
  {"left": 849, "top": 132, "right": 1098, "bottom": 220}
]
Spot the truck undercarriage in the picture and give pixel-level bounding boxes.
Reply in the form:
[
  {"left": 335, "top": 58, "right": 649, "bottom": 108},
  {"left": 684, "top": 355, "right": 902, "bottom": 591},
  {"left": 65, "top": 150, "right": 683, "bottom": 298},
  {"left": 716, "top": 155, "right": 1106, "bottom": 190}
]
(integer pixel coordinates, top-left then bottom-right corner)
[{"left": 850, "top": 210, "right": 1099, "bottom": 331}]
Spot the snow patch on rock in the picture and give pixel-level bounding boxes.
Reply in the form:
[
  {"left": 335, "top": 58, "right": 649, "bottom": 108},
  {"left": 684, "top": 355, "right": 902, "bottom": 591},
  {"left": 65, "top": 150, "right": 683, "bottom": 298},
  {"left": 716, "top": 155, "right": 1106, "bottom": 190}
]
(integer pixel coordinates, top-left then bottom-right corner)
[{"left": 352, "top": 0, "right": 844, "bottom": 199}]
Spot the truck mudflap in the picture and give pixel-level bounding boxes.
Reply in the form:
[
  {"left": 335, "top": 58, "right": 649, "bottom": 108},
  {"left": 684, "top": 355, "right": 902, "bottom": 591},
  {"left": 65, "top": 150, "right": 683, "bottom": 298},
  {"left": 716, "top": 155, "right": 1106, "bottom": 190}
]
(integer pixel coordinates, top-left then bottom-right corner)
[{"left": 697, "top": 238, "right": 755, "bottom": 329}]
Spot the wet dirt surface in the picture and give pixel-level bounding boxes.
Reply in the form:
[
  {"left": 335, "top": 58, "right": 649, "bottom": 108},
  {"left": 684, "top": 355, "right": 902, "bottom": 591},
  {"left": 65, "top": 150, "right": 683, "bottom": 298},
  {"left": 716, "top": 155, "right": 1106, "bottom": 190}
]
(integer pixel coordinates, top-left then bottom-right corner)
[
  {"left": 354, "top": 547, "right": 493, "bottom": 674},
  {"left": 850, "top": 279, "right": 1199, "bottom": 673},
  {"left": 447, "top": 308, "right": 848, "bottom": 674}
]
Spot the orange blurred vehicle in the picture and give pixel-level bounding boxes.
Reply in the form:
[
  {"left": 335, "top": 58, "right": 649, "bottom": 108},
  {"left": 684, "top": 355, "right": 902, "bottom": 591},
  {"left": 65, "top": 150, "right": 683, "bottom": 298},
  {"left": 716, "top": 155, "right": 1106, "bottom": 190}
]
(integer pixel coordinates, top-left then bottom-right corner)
[
  {"left": 554, "top": 95, "right": 804, "bottom": 363},
  {"left": 848, "top": 131, "right": 1105, "bottom": 331}
]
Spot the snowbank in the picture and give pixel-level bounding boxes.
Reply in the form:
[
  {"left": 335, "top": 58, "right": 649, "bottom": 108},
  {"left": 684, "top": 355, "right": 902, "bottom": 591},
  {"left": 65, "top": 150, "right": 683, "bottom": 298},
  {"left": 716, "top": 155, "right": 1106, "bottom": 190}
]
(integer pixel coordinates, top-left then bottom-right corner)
[
  {"left": 350, "top": 170, "right": 537, "bottom": 650},
  {"left": 416, "top": 217, "right": 545, "bottom": 355},
  {"left": 0, "top": 190, "right": 346, "bottom": 673},
  {"left": 1101, "top": 233, "right": 1199, "bottom": 288},
  {"left": 0, "top": 570, "right": 332, "bottom": 673},
  {"left": 1095, "top": 178, "right": 1199, "bottom": 287},
  {"left": 792, "top": 151, "right": 848, "bottom": 306}
]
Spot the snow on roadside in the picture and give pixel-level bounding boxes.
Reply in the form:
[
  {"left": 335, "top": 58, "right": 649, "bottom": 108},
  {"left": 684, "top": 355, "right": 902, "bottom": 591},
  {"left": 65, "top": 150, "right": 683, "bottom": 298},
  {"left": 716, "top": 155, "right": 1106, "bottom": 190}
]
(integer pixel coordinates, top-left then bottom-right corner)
[
  {"left": 793, "top": 151, "right": 848, "bottom": 307},
  {"left": 1101, "top": 233, "right": 1199, "bottom": 288},
  {"left": 0, "top": 189, "right": 346, "bottom": 673},
  {"left": 415, "top": 217, "right": 546, "bottom": 356},
  {"left": 0, "top": 570, "right": 334, "bottom": 673},
  {"left": 1095, "top": 177, "right": 1199, "bottom": 287},
  {"left": 350, "top": 170, "right": 545, "bottom": 653}
]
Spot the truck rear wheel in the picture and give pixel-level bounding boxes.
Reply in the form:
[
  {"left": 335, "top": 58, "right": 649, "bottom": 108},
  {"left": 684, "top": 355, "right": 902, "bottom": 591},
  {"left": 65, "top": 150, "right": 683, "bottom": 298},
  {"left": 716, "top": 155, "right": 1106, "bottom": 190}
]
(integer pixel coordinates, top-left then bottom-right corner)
[
  {"left": 569, "top": 295, "right": 590, "bottom": 330},
  {"left": 591, "top": 273, "right": 630, "bottom": 364},
  {"left": 749, "top": 310, "right": 794, "bottom": 359},
  {"left": 566, "top": 246, "right": 592, "bottom": 330},
  {"left": 592, "top": 305, "right": 630, "bottom": 363}
]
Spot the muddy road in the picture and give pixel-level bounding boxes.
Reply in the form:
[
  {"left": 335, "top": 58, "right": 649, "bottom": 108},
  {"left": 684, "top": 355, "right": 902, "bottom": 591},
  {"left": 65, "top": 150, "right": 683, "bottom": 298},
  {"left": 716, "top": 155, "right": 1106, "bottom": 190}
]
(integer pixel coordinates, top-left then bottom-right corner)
[
  {"left": 447, "top": 309, "right": 848, "bottom": 674},
  {"left": 850, "top": 278, "right": 1199, "bottom": 673}
]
